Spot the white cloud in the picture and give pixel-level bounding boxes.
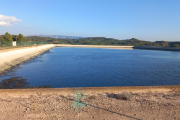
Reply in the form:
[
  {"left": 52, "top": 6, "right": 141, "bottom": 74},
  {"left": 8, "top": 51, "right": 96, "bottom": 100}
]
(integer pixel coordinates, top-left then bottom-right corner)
[
  {"left": 0, "top": 14, "right": 22, "bottom": 26},
  {"left": 27, "top": 25, "right": 34, "bottom": 27}
]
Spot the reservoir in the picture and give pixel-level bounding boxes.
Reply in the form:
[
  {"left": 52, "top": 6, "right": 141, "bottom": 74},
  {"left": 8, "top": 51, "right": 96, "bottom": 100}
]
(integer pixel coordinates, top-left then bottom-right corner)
[{"left": 0, "top": 47, "right": 180, "bottom": 88}]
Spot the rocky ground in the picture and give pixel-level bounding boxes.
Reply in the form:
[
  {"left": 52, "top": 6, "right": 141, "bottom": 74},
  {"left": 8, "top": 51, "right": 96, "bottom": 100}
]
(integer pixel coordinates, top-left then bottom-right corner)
[{"left": 0, "top": 90, "right": 179, "bottom": 120}]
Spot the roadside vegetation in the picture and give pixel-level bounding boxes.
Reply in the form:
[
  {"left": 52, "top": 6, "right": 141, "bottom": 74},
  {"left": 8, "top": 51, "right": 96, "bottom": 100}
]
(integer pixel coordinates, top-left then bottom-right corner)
[{"left": 0, "top": 32, "right": 48, "bottom": 48}]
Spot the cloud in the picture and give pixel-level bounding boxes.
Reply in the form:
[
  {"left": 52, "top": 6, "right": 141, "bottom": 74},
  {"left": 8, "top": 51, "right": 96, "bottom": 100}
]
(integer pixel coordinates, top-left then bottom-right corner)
[
  {"left": 0, "top": 14, "right": 22, "bottom": 26},
  {"left": 27, "top": 25, "right": 34, "bottom": 27}
]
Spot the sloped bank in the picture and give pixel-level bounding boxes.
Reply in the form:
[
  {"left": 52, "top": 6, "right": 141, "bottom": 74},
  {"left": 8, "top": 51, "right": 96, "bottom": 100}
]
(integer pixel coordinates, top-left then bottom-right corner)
[
  {"left": 0, "top": 44, "right": 55, "bottom": 75},
  {"left": 56, "top": 44, "right": 134, "bottom": 49}
]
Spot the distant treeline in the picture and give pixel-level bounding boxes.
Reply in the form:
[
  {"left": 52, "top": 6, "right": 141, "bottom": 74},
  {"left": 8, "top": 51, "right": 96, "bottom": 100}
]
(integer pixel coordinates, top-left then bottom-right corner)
[
  {"left": 0, "top": 33, "right": 180, "bottom": 47},
  {"left": 25, "top": 36, "right": 180, "bottom": 47}
]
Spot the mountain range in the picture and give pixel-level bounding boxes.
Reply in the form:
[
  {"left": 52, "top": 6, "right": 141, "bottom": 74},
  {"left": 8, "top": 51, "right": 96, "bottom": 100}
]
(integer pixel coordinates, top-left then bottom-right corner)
[{"left": 26, "top": 35, "right": 86, "bottom": 39}]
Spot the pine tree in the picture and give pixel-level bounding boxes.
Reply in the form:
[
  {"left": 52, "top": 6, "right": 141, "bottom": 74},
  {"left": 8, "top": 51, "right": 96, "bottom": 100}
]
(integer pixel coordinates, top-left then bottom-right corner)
[
  {"left": 17, "top": 34, "right": 26, "bottom": 42},
  {"left": 2, "top": 32, "right": 13, "bottom": 41}
]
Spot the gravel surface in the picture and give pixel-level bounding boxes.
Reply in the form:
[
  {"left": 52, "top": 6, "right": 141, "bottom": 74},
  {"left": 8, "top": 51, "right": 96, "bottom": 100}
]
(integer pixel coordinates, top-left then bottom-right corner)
[{"left": 0, "top": 90, "right": 179, "bottom": 120}]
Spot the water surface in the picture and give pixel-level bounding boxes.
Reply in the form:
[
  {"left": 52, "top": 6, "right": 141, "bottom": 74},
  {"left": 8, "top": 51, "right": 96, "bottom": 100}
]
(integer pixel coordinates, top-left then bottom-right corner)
[{"left": 1, "top": 47, "right": 180, "bottom": 88}]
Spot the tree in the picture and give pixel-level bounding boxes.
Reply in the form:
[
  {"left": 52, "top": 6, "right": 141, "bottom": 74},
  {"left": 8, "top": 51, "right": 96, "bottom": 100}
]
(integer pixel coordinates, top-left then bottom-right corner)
[
  {"left": 17, "top": 34, "right": 26, "bottom": 42},
  {"left": 2, "top": 32, "right": 13, "bottom": 41},
  {"left": 97, "top": 42, "right": 101, "bottom": 45},
  {"left": 172, "top": 44, "right": 180, "bottom": 48}
]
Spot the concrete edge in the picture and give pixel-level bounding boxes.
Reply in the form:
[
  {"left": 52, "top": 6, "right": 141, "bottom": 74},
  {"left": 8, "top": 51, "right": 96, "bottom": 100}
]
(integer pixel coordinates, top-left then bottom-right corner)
[{"left": 0, "top": 85, "right": 180, "bottom": 96}]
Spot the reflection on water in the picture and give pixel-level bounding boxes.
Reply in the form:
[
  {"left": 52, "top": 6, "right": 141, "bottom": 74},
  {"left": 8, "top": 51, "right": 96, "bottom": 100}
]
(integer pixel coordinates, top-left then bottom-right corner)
[
  {"left": 0, "top": 77, "right": 52, "bottom": 89},
  {"left": 0, "top": 77, "right": 29, "bottom": 89}
]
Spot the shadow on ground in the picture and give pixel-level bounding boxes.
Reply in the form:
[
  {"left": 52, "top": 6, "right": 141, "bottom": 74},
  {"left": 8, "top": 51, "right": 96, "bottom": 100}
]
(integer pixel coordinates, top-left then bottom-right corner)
[{"left": 60, "top": 95, "right": 142, "bottom": 120}]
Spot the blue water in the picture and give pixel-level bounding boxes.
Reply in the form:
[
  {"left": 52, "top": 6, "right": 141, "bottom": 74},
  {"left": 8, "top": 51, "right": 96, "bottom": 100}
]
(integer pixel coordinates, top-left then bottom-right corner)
[{"left": 1, "top": 47, "right": 180, "bottom": 88}]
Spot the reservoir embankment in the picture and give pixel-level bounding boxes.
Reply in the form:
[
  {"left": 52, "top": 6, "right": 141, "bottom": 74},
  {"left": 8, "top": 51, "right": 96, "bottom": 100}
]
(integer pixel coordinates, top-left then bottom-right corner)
[
  {"left": 56, "top": 44, "right": 134, "bottom": 49},
  {"left": 0, "top": 44, "right": 56, "bottom": 74},
  {"left": 133, "top": 46, "right": 180, "bottom": 51}
]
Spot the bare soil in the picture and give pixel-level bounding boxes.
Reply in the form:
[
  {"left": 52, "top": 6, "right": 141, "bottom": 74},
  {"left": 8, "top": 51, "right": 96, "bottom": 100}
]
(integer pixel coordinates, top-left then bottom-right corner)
[{"left": 0, "top": 90, "right": 179, "bottom": 120}]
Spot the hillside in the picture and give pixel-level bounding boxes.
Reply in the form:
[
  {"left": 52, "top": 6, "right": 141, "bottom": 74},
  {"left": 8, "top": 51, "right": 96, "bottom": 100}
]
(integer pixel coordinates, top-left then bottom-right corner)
[
  {"left": 1, "top": 35, "right": 180, "bottom": 47},
  {"left": 25, "top": 36, "right": 180, "bottom": 47},
  {"left": 29, "top": 35, "right": 85, "bottom": 39}
]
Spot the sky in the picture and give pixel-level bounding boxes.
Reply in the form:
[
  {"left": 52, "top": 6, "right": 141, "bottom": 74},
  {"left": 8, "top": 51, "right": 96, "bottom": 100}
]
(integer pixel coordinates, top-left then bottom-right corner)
[{"left": 0, "top": 0, "right": 180, "bottom": 41}]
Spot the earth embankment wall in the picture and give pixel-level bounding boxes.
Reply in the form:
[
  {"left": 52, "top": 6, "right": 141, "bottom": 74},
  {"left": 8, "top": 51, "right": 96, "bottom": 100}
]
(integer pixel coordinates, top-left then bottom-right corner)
[{"left": 0, "top": 44, "right": 55, "bottom": 74}]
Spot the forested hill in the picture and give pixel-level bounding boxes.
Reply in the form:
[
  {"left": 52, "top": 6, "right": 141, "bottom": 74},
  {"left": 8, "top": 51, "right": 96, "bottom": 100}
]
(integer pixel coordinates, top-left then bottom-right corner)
[
  {"left": 25, "top": 36, "right": 180, "bottom": 47},
  {"left": 0, "top": 34, "right": 180, "bottom": 47}
]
